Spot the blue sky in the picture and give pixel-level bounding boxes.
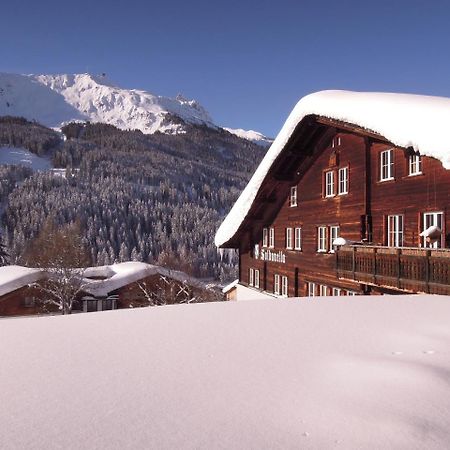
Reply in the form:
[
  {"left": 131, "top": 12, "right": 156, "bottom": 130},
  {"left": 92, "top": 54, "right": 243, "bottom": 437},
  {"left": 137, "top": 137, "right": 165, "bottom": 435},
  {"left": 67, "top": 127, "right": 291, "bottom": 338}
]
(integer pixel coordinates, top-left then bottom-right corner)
[{"left": 1, "top": 0, "right": 450, "bottom": 137}]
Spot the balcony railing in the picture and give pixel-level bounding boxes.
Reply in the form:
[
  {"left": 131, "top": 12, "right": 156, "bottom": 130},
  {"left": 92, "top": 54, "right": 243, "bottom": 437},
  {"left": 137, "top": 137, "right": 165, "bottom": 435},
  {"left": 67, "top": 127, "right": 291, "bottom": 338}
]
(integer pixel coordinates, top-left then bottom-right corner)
[{"left": 336, "top": 245, "right": 450, "bottom": 295}]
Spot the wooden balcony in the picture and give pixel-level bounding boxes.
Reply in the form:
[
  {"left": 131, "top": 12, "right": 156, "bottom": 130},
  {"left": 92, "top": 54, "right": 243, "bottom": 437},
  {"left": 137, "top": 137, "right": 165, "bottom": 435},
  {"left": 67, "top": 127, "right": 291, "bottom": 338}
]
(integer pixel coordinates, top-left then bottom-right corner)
[{"left": 336, "top": 245, "right": 450, "bottom": 295}]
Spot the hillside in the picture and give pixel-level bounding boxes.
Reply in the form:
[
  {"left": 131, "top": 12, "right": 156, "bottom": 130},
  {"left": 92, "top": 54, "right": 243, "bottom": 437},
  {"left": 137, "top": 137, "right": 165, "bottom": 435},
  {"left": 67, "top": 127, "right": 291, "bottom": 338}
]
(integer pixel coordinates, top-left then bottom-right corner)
[
  {"left": 0, "top": 117, "right": 266, "bottom": 280},
  {"left": 0, "top": 295, "right": 449, "bottom": 449}
]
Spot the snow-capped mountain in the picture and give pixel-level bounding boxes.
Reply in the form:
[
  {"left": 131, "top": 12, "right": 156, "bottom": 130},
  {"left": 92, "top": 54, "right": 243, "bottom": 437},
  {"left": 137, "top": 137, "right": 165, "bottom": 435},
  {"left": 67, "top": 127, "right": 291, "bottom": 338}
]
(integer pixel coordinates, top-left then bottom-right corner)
[
  {"left": 0, "top": 73, "right": 271, "bottom": 142},
  {"left": 224, "top": 127, "right": 273, "bottom": 146},
  {"left": 0, "top": 73, "right": 212, "bottom": 134}
]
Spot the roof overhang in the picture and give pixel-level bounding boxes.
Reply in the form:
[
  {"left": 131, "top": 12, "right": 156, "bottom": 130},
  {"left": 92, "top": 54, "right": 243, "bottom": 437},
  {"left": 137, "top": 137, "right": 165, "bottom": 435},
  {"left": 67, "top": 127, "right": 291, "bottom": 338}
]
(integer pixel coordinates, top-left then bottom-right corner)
[{"left": 215, "top": 90, "right": 450, "bottom": 248}]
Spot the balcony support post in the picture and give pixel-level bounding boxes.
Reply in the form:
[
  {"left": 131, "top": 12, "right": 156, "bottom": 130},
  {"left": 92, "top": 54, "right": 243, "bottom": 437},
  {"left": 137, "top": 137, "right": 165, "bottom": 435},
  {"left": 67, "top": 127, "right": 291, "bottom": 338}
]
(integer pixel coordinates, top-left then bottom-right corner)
[
  {"left": 352, "top": 246, "right": 356, "bottom": 280},
  {"left": 425, "top": 250, "right": 431, "bottom": 294},
  {"left": 373, "top": 247, "right": 377, "bottom": 284}
]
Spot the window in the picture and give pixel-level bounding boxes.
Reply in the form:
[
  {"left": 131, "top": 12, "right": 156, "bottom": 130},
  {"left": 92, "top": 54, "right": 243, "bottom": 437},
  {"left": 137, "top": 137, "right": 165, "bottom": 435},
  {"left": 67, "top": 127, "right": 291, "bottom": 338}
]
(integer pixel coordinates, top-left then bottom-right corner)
[
  {"left": 325, "top": 171, "right": 335, "bottom": 197},
  {"left": 319, "top": 285, "right": 328, "bottom": 296},
  {"left": 249, "top": 268, "right": 254, "bottom": 286},
  {"left": 332, "top": 287, "right": 341, "bottom": 296},
  {"left": 269, "top": 227, "right": 275, "bottom": 248},
  {"left": 281, "top": 276, "right": 288, "bottom": 297},
  {"left": 317, "top": 226, "right": 327, "bottom": 252},
  {"left": 380, "top": 149, "right": 394, "bottom": 181},
  {"left": 262, "top": 228, "right": 268, "bottom": 247},
  {"left": 408, "top": 154, "right": 422, "bottom": 176},
  {"left": 347, "top": 291, "right": 356, "bottom": 296},
  {"left": 338, "top": 167, "right": 348, "bottom": 194},
  {"left": 290, "top": 186, "right": 298, "bottom": 207},
  {"left": 423, "top": 212, "right": 444, "bottom": 248},
  {"left": 331, "top": 136, "right": 341, "bottom": 148},
  {"left": 308, "top": 282, "right": 316, "bottom": 297},
  {"left": 23, "top": 297, "right": 35, "bottom": 308},
  {"left": 387, "top": 215, "right": 404, "bottom": 247},
  {"left": 274, "top": 274, "right": 280, "bottom": 295},
  {"left": 286, "top": 227, "right": 293, "bottom": 249},
  {"left": 329, "top": 226, "right": 340, "bottom": 253},
  {"left": 254, "top": 269, "right": 260, "bottom": 288},
  {"left": 294, "top": 227, "right": 302, "bottom": 250}
]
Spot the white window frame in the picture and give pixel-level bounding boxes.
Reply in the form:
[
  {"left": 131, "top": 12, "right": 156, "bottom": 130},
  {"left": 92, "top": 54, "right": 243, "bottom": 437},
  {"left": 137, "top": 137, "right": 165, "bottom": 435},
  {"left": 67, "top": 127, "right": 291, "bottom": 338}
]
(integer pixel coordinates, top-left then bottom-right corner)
[
  {"left": 269, "top": 227, "right": 275, "bottom": 248},
  {"left": 332, "top": 287, "right": 341, "bottom": 296},
  {"left": 331, "top": 136, "right": 341, "bottom": 148},
  {"left": 262, "top": 228, "right": 268, "bottom": 247},
  {"left": 254, "top": 269, "right": 260, "bottom": 289},
  {"left": 325, "top": 170, "right": 335, "bottom": 197},
  {"left": 423, "top": 212, "right": 444, "bottom": 248},
  {"left": 317, "top": 226, "right": 327, "bottom": 252},
  {"left": 286, "top": 227, "right": 293, "bottom": 249},
  {"left": 319, "top": 285, "right": 327, "bottom": 296},
  {"left": 308, "top": 282, "right": 316, "bottom": 297},
  {"left": 338, "top": 167, "right": 348, "bottom": 195},
  {"left": 408, "top": 154, "right": 422, "bottom": 176},
  {"left": 294, "top": 227, "right": 302, "bottom": 250},
  {"left": 380, "top": 149, "right": 394, "bottom": 181},
  {"left": 274, "top": 274, "right": 280, "bottom": 295},
  {"left": 249, "top": 268, "right": 254, "bottom": 287},
  {"left": 347, "top": 291, "right": 356, "bottom": 296},
  {"left": 290, "top": 186, "right": 298, "bottom": 207},
  {"left": 387, "top": 215, "right": 404, "bottom": 247},
  {"left": 281, "top": 276, "right": 288, "bottom": 297},
  {"left": 329, "top": 226, "right": 340, "bottom": 253}
]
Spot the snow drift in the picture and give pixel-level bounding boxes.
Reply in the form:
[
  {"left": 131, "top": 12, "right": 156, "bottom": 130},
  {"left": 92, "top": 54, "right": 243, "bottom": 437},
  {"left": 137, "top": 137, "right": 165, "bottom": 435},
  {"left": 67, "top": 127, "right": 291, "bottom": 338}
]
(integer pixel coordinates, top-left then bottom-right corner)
[
  {"left": 215, "top": 90, "right": 450, "bottom": 247},
  {"left": 0, "top": 295, "right": 449, "bottom": 449}
]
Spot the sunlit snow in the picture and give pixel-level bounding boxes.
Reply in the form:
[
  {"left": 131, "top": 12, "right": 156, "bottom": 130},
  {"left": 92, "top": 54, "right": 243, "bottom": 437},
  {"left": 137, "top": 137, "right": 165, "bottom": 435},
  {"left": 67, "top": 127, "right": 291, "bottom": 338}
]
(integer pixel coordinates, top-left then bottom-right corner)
[{"left": 0, "top": 295, "right": 449, "bottom": 449}]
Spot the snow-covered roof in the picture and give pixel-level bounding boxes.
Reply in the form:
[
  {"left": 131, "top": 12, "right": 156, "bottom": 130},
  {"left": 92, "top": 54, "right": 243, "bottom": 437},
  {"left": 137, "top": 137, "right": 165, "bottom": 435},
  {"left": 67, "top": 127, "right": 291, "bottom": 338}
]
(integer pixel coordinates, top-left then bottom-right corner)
[
  {"left": 83, "top": 262, "right": 155, "bottom": 297},
  {"left": 215, "top": 90, "right": 450, "bottom": 247},
  {"left": 83, "top": 262, "right": 211, "bottom": 297},
  {"left": 1, "top": 295, "right": 450, "bottom": 449},
  {"left": 0, "top": 262, "right": 209, "bottom": 299},
  {"left": 222, "top": 278, "right": 239, "bottom": 293},
  {"left": 0, "top": 265, "right": 45, "bottom": 297}
]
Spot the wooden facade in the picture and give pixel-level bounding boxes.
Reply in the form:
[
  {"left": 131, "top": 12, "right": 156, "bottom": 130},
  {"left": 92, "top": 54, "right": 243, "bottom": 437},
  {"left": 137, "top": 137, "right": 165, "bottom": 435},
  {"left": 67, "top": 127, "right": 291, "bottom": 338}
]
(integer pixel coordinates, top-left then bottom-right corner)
[{"left": 222, "top": 116, "right": 450, "bottom": 297}]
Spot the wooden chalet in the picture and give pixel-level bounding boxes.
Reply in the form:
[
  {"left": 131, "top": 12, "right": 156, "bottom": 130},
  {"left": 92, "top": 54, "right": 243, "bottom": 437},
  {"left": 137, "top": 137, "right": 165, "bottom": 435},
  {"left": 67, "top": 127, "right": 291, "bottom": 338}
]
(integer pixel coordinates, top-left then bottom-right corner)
[{"left": 216, "top": 91, "right": 450, "bottom": 298}]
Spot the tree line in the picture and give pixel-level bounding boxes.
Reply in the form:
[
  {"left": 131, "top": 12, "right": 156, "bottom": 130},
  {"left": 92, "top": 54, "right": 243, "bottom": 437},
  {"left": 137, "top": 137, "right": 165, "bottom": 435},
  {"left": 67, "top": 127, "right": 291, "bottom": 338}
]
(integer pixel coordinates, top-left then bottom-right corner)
[{"left": 0, "top": 117, "right": 266, "bottom": 281}]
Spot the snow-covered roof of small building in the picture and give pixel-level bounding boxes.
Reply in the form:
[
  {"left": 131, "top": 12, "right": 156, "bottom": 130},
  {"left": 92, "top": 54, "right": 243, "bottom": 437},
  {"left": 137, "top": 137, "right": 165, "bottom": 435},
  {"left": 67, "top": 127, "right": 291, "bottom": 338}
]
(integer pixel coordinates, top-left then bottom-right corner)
[
  {"left": 83, "top": 262, "right": 211, "bottom": 297},
  {"left": 0, "top": 265, "right": 45, "bottom": 297},
  {"left": 0, "top": 262, "right": 210, "bottom": 299},
  {"left": 83, "top": 262, "right": 156, "bottom": 297},
  {"left": 215, "top": 90, "right": 450, "bottom": 247}
]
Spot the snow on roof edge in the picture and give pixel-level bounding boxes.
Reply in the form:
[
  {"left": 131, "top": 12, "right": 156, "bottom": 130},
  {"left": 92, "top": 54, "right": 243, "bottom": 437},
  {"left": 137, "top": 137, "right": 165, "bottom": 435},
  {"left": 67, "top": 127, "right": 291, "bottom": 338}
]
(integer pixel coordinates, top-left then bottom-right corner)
[{"left": 215, "top": 90, "right": 450, "bottom": 247}]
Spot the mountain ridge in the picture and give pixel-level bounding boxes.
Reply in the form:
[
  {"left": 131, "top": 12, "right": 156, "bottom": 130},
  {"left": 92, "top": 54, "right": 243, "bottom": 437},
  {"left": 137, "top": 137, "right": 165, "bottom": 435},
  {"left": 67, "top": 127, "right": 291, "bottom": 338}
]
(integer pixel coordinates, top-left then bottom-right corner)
[{"left": 0, "top": 73, "right": 272, "bottom": 145}]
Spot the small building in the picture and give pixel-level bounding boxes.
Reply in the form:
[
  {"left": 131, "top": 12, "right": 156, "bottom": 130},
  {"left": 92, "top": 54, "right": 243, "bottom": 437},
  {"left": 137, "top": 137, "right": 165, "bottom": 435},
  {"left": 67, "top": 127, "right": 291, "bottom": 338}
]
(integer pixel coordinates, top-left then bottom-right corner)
[
  {"left": 0, "top": 262, "right": 223, "bottom": 317},
  {"left": 215, "top": 90, "right": 450, "bottom": 299},
  {"left": 0, "top": 266, "right": 48, "bottom": 316}
]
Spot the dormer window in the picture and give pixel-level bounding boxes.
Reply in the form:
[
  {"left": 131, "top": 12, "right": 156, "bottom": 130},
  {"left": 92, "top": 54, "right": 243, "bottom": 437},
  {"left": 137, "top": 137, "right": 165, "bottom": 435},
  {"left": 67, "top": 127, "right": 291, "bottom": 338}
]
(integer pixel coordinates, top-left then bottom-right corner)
[
  {"left": 408, "top": 154, "right": 422, "bottom": 176},
  {"left": 290, "top": 186, "right": 297, "bottom": 207}
]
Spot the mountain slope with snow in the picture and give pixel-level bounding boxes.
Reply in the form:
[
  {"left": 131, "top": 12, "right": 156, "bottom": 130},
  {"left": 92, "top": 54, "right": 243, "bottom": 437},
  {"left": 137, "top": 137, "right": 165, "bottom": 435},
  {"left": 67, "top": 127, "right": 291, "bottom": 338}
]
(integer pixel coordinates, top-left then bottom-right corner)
[
  {"left": 0, "top": 73, "right": 270, "bottom": 141},
  {"left": 224, "top": 127, "right": 273, "bottom": 146},
  {"left": 0, "top": 73, "right": 213, "bottom": 134}
]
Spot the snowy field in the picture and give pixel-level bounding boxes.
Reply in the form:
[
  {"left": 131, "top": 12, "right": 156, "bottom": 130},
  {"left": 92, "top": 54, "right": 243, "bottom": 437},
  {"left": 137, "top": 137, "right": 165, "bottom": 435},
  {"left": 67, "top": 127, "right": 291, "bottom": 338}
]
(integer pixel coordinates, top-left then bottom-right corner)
[
  {"left": 0, "top": 146, "right": 52, "bottom": 171},
  {"left": 1, "top": 295, "right": 449, "bottom": 449}
]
